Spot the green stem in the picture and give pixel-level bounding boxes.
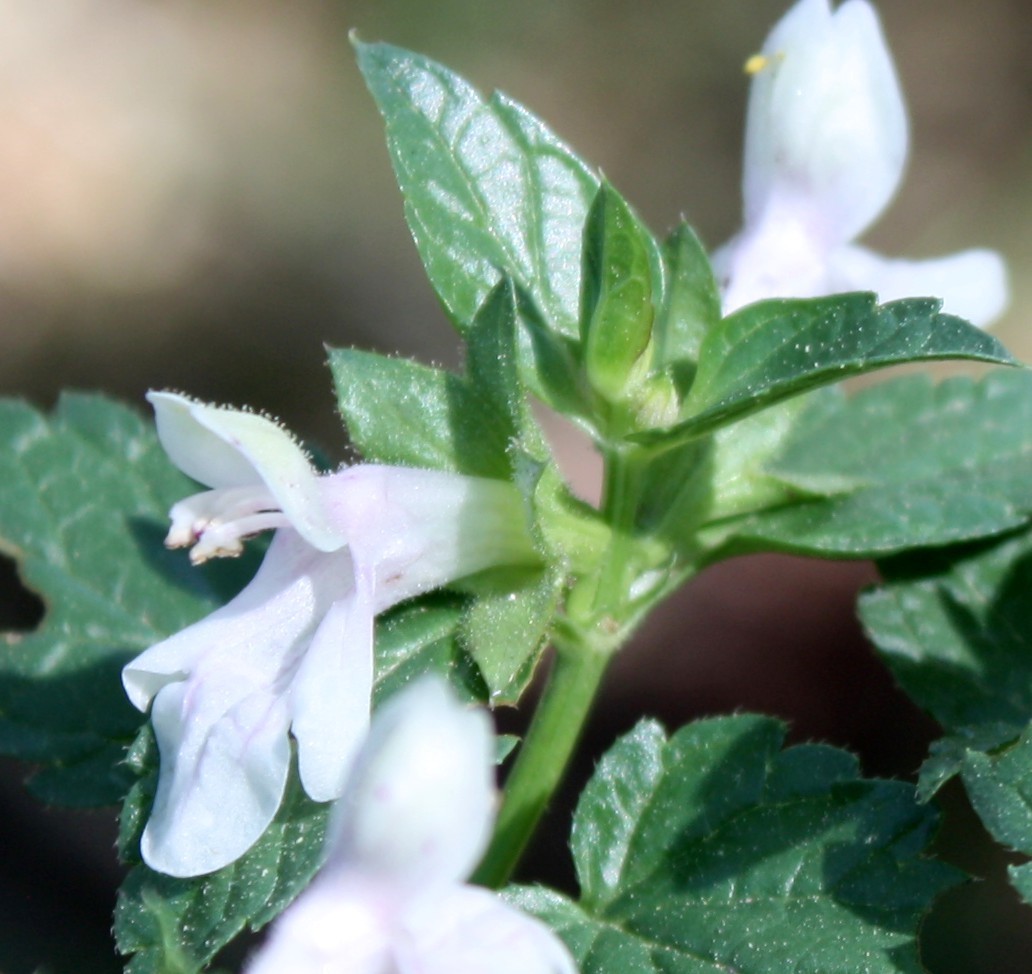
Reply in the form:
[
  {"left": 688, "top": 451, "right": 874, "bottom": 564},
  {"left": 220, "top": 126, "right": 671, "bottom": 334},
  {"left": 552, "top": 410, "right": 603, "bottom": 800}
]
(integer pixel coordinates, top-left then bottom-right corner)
[
  {"left": 473, "top": 632, "right": 609, "bottom": 889},
  {"left": 475, "top": 443, "right": 648, "bottom": 889},
  {"left": 593, "top": 444, "right": 645, "bottom": 615}
]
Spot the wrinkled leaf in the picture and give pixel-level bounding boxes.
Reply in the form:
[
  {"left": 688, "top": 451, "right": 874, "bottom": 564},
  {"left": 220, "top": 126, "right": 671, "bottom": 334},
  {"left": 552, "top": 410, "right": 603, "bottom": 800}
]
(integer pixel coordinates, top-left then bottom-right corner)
[
  {"left": 637, "top": 293, "right": 1015, "bottom": 449},
  {"left": 861, "top": 517, "right": 1032, "bottom": 905},
  {"left": 355, "top": 39, "right": 598, "bottom": 338},
  {"left": 0, "top": 394, "right": 240, "bottom": 806},
  {"left": 510, "top": 716, "right": 958, "bottom": 973}
]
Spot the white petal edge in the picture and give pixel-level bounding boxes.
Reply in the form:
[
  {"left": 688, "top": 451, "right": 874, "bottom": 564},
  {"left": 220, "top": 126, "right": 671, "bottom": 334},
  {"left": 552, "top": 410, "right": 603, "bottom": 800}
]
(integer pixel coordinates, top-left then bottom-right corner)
[
  {"left": 328, "top": 679, "right": 496, "bottom": 891},
  {"left": 827, "top": 244, "right": 1010, "bottom": 328},
  {"left": 142, "top": 678, "right": 292, "bottom": 877},
  {"left": 124, "top": 533, "right": 354, "bottom": 875},
  {"left": 122, "top": 531, "right": 344, "bottom": 712},
  {"left": 399, "top": 884, "right": 578, "bottom": 974},
  {"left": 147, "top": 391, "right": 344, "bottom": 552},
  {"left": 290, "top": 582, "right": 374, "bottom": 803}
]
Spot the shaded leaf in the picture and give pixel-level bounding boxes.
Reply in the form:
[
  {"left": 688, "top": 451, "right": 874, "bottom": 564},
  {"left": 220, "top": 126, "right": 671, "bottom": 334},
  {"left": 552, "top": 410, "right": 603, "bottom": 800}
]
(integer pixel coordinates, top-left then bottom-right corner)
[
  {"left": 861, "top": 517, "right": 1032, "bottom": 906},
  {"left": 511, "top": 716, "right": 958, "bottom": 973},
  {"left": 0, "top": 394, "right": 239, "bottom": 805},
  {"left": 708, "top": 372, "right": 1032, "bottom": 558}
]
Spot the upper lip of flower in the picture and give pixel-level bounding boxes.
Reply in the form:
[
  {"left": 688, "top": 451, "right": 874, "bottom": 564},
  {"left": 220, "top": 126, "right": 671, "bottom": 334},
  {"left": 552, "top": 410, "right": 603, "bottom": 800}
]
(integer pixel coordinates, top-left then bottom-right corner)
[{"left": 148, "top": 389, "right": 347, "bottom": 554}]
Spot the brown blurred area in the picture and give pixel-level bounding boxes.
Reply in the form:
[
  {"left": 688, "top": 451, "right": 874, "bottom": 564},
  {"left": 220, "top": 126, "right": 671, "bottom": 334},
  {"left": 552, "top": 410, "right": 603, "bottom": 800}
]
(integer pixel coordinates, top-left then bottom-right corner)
[{"left": 0, "top": 1, "right": 1029, "bottom": 971}]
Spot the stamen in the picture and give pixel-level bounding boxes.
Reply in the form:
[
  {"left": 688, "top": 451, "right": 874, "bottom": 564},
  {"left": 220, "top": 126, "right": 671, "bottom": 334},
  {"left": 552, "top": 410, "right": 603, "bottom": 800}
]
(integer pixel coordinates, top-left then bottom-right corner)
[
  {"left": 165, "top": 486, "right": 288, "bottom": 562},
  {"left": 188, "top": 512, "right": 293, "bottom": 564}
]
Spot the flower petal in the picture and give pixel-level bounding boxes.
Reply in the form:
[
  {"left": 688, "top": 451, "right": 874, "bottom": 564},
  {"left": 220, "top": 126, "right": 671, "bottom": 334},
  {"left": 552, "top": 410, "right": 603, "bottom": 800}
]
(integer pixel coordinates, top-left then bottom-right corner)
[
  {"left": 148, "top": 391, "right": 345, "bottom": 551},
  {"left": 743, "top": 0, "right": 907, "bottom": 244},
  {"left": 142, "top": 676, "right": 292, "bottom": 877},
  {"left": 320, "top": 465, "right": 538, "bottom": 613},
  {"left": 398, "top": 885, "right": 577, "bottom": 974},
  {"left": 123, "top": 531, "right": 347, "bottom": 711},
  {"left": 711, "top": 201, "right": 832, "bottom": 313},
  {"left": 290, "top": 580, "right": 374, "bottom": 803},
  {"left": 827, "top": 244, "right": 1010, "bottom": 328},
  {"left": 123, "top": 532, "right": 355, "bottom": 874},
  {"left": 328, "top": 679, "right": 495, "bottom": 892},
  {"left": 244, "top": 873, "right": 394, "bottom": 974}
]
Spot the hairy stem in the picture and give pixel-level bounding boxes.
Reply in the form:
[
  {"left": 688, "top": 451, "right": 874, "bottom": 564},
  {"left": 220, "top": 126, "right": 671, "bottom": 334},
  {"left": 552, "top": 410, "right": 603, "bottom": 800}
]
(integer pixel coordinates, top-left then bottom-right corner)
[
  {"left": 472, "top": 634, "right": 609, "bottom": 888},
  {"left": 475, "top": 443, "right": 648, "bottom": 888}
]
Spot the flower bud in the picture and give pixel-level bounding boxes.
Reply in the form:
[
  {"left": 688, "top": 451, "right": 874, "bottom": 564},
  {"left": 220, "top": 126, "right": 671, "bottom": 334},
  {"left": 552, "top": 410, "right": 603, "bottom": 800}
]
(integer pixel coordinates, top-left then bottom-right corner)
[
  {"left": 742, "top": 0, "right": 907, "bottom": 245},
  {"left": 327, "top": 679, "right": 496, "bottom": 892}
]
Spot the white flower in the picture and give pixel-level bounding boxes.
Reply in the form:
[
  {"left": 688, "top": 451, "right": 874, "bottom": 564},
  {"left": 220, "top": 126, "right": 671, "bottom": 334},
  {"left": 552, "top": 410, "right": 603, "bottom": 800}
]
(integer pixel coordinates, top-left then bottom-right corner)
[
  {"left": 123, "top": 391, "right": 537, "bottom": 878},
  {"left": 246, "top": 679, "right": 577, "bottom": 974},
  {"left": 712, "top": 0, "right": 1008, "bottom": 326}
]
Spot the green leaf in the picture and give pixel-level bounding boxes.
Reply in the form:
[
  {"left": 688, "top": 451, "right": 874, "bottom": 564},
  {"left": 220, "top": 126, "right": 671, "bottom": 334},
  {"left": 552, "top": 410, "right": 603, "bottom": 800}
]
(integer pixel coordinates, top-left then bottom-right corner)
[
  {"left": 510, "top": 716, "right": 958, "bottom": 973},
  {"left": 115, "top": 594, "right": 483, "bottom": 972},
  {"left": 115, "top": 769, "right": 330, "bottom": 974},
  {"left": 860, "top": 518, "right": 1032, "bottom": 905},
  {"left": 374, "top": 594, "right": 487, "bottom": 705},
  {"left": 330, "top": 279, "right": 524, "bottom": 478},
  {"left": 354, "top": 39, "right": 599, "bottom": 337},
  {"left": 579, "top": 183, "right": 656, "bottom": 404},
  {"left": 0, "top": 394, "right": 239, "bottom": 806},
  {"left": 708, "top": 371, "right": 1032, "bottom": 557},
  {"left": 653, "top": 220, "right": 720, "bottom": 372},
  {"left": 636, "top": 293, "right": 1016, "bottom": 449},
  {"left": 461, "top": 566, "right": 561, "bottom": 704},
  {"left": 512, "top": 283, "right": 596, "bottom": 425},
  {"left": 333, "top": 282, "right": 574, "bottom": 701},
  {"left": 637, "top": 397, "right": 808, "bottom": 557},
  {"left": 861, "top": 529, "right": 1032, "bottom": 760}
]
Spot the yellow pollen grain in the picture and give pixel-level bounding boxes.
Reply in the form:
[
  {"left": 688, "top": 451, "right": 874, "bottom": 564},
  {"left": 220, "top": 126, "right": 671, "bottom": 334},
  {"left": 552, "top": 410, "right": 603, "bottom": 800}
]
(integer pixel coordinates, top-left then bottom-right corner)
[{"left": 744, "top": 53, "right": 769, "bottom": 75}]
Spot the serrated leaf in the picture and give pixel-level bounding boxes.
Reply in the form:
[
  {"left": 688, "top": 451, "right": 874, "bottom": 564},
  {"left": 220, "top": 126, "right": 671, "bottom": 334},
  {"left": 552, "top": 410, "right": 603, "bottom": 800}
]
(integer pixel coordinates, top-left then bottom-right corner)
[
  {"left": 709, "top": 371, "right": 1032, "bottom": 557},
  {"left": 510, "top": 716, "right": 958, "bottom": 974},
  {"left": 0, "top": 394, "right": 240, "bottom": 805},
  {"left": 636, "top": 293, "right": 1016, "bottom": 449},
  {"left": 860, "top": 518, "right": 1032, "bottom": 905},
  {"left": 331, "top": 278, "right": 541, "bottom": 480},
  {"left": 115, "top": 769, "right": 330, "bottom": 974},
  {"left": 355, "top": 39, "right": 598, "bottom": 337},
  {"left": 861, "top": 529, "right": 1032, "bottom": 756}
]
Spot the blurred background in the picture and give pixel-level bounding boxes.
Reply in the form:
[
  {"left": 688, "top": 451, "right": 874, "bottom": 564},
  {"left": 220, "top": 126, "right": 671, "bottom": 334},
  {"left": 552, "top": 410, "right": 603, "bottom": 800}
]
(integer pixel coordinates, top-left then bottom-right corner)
[{"left": 0, "top": 0, "right": 1029, "bottom": 971}]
